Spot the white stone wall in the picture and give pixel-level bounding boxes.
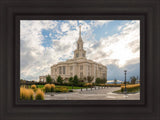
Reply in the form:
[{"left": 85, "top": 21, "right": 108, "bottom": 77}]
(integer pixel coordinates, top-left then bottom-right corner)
[{"left": 50, "top": 59, "right": 107, "bottom": 83}]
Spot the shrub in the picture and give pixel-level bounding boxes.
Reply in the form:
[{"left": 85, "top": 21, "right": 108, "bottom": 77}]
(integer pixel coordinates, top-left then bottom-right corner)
[
  {"left": 31, "top": 84, "right": 36, "bottom": 89},
  {"left": 55, "top": 86, "right": 68, "bottom": 93},
  {"left": 85, "top": 83, "right": 92, "bottom": 87},
  {"left": 105, "top": 84, "right": 123, "bottom": 87},
  {"left": 69, "top": 89, "right": 73, "bottom": 92},
  {"left": 73, "top": 75, "right": 79, "bottom": 85},
  {"left": 35, "top": 89, "right": 44, "bottom": 100},
  {"left": 44, "top": 84, "right": 51, "bottom": 92},
  {"left": 57, "top": 75, "right": 63, "bottom": 84},
  {"left": 50, "top": 84, "right": 55, "bottom": 92},
  {"left": 79, "top": 82, "right": 85, "bottom": 87},
  {"left": 20, "top": 87, "right": 34, "bottom": 100}
]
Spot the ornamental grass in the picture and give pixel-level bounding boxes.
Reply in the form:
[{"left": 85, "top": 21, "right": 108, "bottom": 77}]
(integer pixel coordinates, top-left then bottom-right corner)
[
  {"left": 31, "top": 84, "right": 36, "bottom": 89},
  {"left": 35, "top": 89, "right": 44, "bottom": 100},
  {"left": 44, "top": 84, "right": 51, "bottom": 92},
  {"left": 121, "top": 84, "right": 140, "bottom": 92},
  {"left": 50, "top": 84, "right": 55, "bottom": 92},
  {"left": 55, "top": 86, "right": 68, "bottom": 93},
  {"left": 105, "top": 84, "right": 124, "bottom": 87},
  {"left": 85, "top": 83, "right": 92, "bottom": 87},
  {"left": 20, "top": 87, "right": 34, "bottom": 100}
]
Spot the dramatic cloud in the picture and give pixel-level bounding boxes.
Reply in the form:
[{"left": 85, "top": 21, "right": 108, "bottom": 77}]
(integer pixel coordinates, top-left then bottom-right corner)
[{"left": 20, "top": 20, "right": 140, "bottom": 81}]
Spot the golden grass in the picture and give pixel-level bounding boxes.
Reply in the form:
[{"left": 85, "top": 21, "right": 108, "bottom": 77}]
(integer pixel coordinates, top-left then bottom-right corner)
[
  {"left": 121, "top": 84, "right": 140, "bottom": 89},
  {"left": 50, "top": 84, "right": 55, "bottom": 92},
  {"left": 121, "top": 84, "right": 140, "bottom": 92},
  {"left": 50, "top": 84, "right": 55, "bottom": 89},
  {"left": 85, "top": 83, "right": 92, "bottom": 86},
  {"left": 20, "top": 87, "right": 34, "bottom": 100},
  {"left": 31, "top": 84, "right": 36, "bottom": 89},
  {"left": 55, "top": 86, "right": 68, "bottom": 93},
  {"left": 44, "top": 84, "right": 51, "bottom": 92},
  {"left": 35, "top": 89, "right": 44, "bottom": 100}
]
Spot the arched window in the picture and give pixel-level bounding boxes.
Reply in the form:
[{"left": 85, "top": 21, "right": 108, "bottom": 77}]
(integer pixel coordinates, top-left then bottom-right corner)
[
  {"left": 78, "top": 44, "right": 79, "bottom": 49},
  {"left": 76, "top": 53, "right": 79, "bottom": 57}
]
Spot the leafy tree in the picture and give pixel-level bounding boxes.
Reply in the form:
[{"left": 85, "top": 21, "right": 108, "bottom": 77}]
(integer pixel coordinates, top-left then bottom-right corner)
[
  {"left": 87, "top": 76, "right": 94, "bottom": 83},
  {"left": 46, "top": 75, "right": 52, "bottom": 83},
  {"left": 114, "top": 78, "right": 117, "bottom": 85},
  {"left": 69, "top": 77, "right": 73, "bottom": 84},
  {"left": 57, "top": 75, "right": 63, "bottom": 84},
  {"left": 95, "top": 78, "right": 101, "bottom": 84},
  {"left": 130, "top": 76, "right": 137, "bottom": 84},
  {"left": 102, "top": 78, "right": 107, "bottom": 84},
  {"left": 83, "top": 77, "right": 87, "bottom": 82},
  {"left": 95, "top": 78, "right": 106, "bottom": 84},
  {"left": 73, "top": 75, "right": 79, "bottom": 85}
]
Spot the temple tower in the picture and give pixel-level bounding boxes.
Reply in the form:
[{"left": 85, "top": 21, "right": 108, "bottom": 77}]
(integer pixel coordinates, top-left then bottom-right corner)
[{"left": 74, "top": 26, "right": 86, "bottom": 59}]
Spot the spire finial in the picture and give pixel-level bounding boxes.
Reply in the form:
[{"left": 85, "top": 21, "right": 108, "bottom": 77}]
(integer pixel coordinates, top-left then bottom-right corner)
[{"left": 79, "top": 25, "right": 81, "bottom": 37}]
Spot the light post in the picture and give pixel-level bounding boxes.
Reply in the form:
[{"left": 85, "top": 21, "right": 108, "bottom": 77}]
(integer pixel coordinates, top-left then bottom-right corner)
[{"left": 124, "top": 70, "right": 127, "bottom": 94}]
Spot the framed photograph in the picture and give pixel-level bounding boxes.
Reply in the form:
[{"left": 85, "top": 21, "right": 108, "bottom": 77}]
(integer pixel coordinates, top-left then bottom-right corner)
[
  {"left": 19, "top": 19, "right": 141, "bottom": 101},
  {"left": 0, "top": 0, "right": 160, "bottom": 120}
]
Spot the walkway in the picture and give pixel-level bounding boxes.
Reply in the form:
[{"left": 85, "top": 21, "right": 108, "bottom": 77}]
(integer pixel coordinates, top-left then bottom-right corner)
[{"left": 44, "top": 87, "right": 140, "bottom": 100}]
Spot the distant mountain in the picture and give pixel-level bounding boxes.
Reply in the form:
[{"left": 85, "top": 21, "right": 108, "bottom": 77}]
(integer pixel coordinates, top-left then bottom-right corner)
[{"left": 107, "top": 63, "right": 140, "bottom": 82}]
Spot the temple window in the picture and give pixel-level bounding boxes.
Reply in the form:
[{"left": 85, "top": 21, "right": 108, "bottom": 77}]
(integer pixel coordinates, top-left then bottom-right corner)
[
  {"left": 76, "top": 53, "right": 79, "bottom": 57},
  {"left": 63, "top": 66, "right": 65, "bottom": 74},
  {"left": 59, "top": 67, "right": 61, "bottom": 74},
  {"left": 80, "top": 72, "right": 83, "bottom": 78},
  {"left": 70, "top": 66, "right": 73, "bottom": 70},
  {"left": 80, "top": 65, "right": 83, "bottom": 70}
]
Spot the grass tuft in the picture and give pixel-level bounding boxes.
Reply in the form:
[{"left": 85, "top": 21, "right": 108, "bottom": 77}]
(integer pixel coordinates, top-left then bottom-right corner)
[{"left": 35, "top": 89, "right": 44, "bottom": 100}]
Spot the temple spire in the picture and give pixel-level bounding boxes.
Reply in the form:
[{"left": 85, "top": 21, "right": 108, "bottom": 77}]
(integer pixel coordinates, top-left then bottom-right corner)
[
  {"left": 79, "top": 25, "right": 81, "bottom": 37},
  {"left": 74, "top": 25, "right": 86, "bottom": 59}
]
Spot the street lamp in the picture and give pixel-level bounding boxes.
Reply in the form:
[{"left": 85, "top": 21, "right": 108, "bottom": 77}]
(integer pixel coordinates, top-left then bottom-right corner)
[{"left": 124, "top": 70, "right": 127, "bottom": 94}]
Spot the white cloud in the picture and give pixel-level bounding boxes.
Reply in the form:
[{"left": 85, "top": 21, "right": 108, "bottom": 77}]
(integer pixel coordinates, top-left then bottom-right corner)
[
  {"left": 20, "top": 20, "right": 58, "bottom": 80},
  {"left": 90, "top": 20, "right": 112, "bottom": 27},
  {"left": 60, "top": 23, "right": 70, "bottom": 32},
  {"left": 86, "top": 20, "right": 140, "bottom": 67}
]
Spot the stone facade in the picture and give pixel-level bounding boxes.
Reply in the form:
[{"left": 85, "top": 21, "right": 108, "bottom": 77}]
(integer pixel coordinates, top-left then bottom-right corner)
[
  {"left": 39, "top": 76, "right": 47, "bottom": 82},
  {"left": 50, "top": 26, "right": 107, "bottom": 83}
]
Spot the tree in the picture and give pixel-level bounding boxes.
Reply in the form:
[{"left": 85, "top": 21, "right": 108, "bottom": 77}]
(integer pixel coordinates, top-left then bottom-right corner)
[
  {"left": 102, "top": 78, "right": 107, "bottom": 84},
  {"left": 95, "top": 78, "right": 106, "bottom": 84},
  {"left": 46, "top": 75, "right": 52, "bottom": 83},
  {"left": 57, "top": 75, "right": 63, "bottom": 84},
  {"left": 83, "top": 77, "right": 87, "bottom": 82},
  {"left": 73, "top": 75, "right": 79, "bottom": 86},
  {"left": 95, "top": 78, "right": 101, "bottom": 84},
  {"left": 87, "top": 76, "right": 94, "bottom": 83},
  {"left": 130, "top": 76, "right": 137, "bottom": 84},
  {"left": 114, "top": 78, "right": 117, "bottom": 85},
  {"left": 69, "top": 77, "right": 73, "bottom": 84}
]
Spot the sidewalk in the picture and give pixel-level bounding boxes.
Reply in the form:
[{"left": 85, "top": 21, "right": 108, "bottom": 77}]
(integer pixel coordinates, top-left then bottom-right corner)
[{"left": 44, "top": 87, "right": 140, "bottom": 100}]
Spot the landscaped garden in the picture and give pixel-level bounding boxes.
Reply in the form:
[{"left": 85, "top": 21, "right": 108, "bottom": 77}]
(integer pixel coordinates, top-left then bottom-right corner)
[
  {"left": 20, "top": 75, "right": 140, "bottom": 100},
  {"left": 113, "top": 84, "right": 140, "bottom": 93}
]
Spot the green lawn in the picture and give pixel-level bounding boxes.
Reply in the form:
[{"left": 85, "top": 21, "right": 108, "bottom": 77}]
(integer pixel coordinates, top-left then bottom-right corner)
[{"left": 56, "top": 85, "right": 86, "bottom": 90}]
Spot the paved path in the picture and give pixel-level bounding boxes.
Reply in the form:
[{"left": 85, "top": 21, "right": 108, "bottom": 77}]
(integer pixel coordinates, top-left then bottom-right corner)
[{"left": 45, "top": 87, "right": 140, "bottom": 100}]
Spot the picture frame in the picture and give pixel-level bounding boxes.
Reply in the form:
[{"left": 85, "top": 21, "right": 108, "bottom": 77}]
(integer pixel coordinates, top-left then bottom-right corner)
[{"left": 0, "top": 0, "right": 159, "bottom": 120}]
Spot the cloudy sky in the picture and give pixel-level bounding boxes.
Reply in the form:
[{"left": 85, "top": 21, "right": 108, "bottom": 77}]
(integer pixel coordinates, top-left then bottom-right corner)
[{"left": 20, "top": 20, "right": 140, "bottom": 82}]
